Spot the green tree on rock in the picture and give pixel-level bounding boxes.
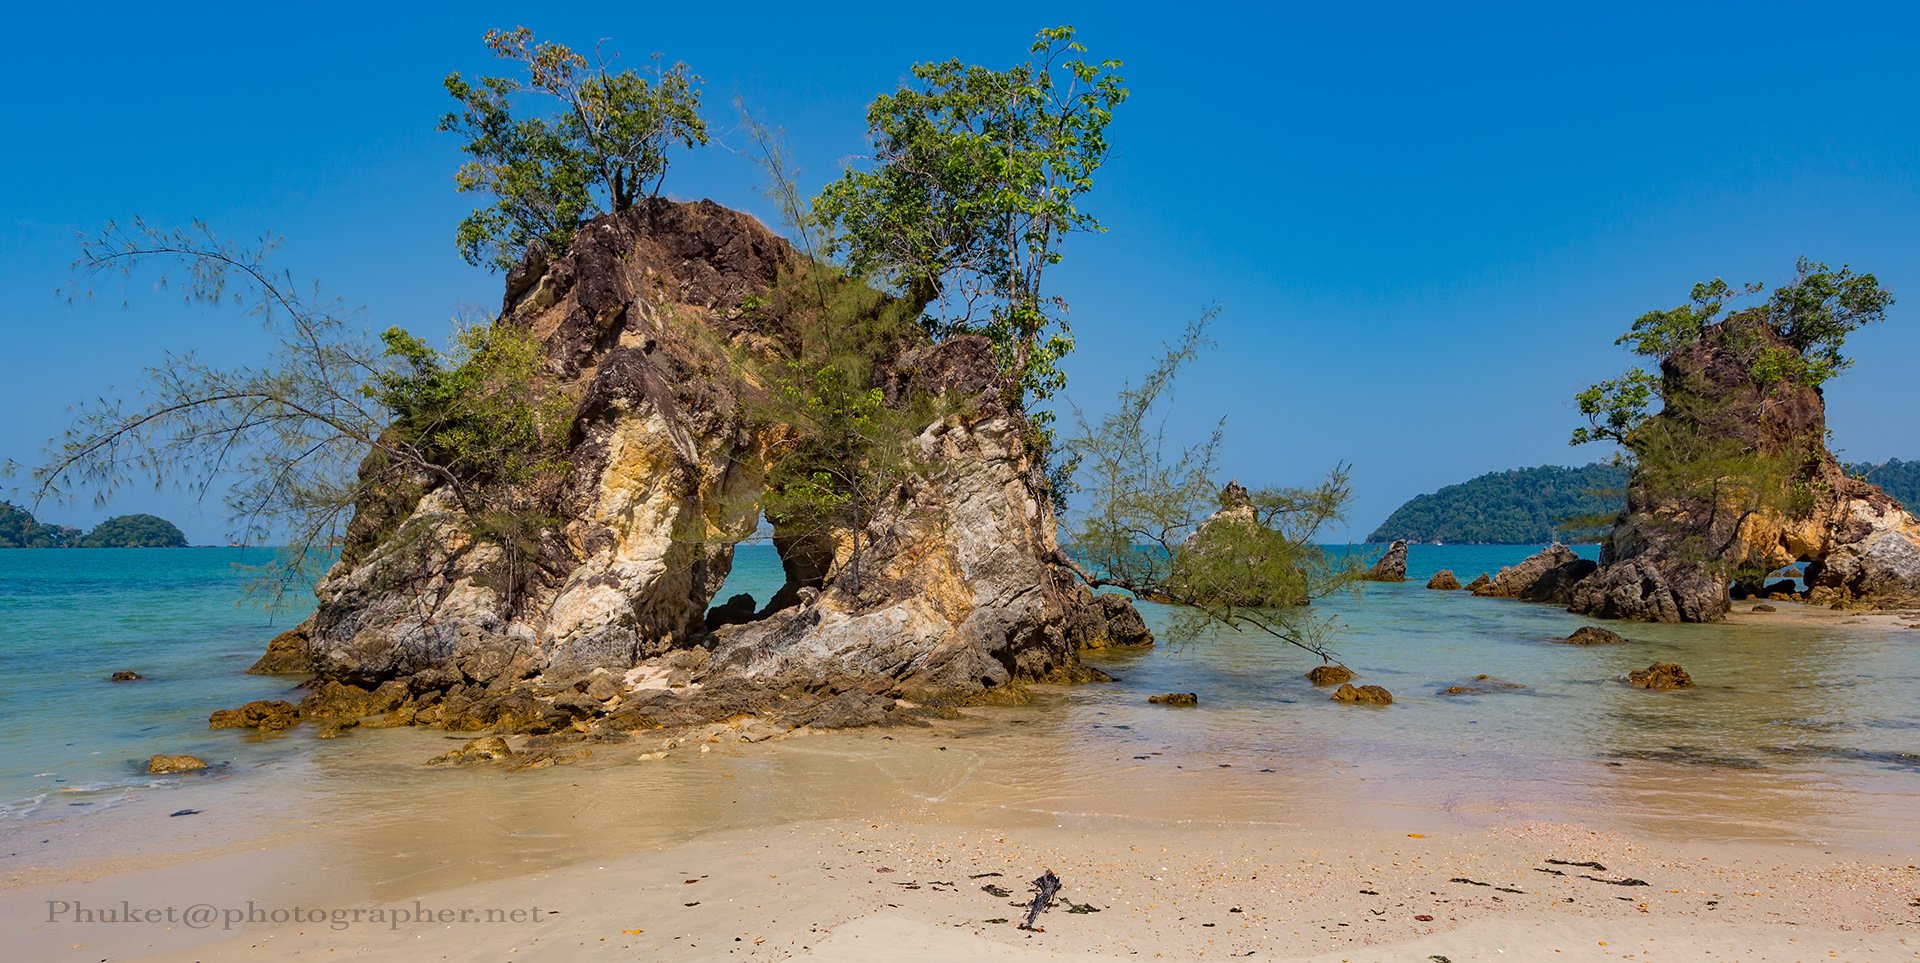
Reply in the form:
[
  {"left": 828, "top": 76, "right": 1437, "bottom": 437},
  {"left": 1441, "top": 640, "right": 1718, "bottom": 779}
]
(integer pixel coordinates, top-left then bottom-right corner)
[{"left": 443, "top": 26, "right": 708, "bottom": 271}]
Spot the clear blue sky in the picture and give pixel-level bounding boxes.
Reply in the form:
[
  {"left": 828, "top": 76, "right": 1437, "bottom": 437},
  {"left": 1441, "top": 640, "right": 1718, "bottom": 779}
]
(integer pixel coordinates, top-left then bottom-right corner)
[{"left": 3, "top": 2, "right": 1916, "bottom": 543}]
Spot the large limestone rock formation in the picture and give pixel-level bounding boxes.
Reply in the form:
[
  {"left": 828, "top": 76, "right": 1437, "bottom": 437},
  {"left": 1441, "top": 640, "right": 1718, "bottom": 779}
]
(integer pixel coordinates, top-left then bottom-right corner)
[
  {"left": 1565, "top": 313, "right": 1920, "bottom": 621},
  {"left": 1362, "top": 540, "right": 1408, "bottom": 581},
  {"left": 1470, "top": 544, "right": 1597, "bottom": 603},
  {"left": 263, "top": 198, "right": 1134, "bottom": 731}
]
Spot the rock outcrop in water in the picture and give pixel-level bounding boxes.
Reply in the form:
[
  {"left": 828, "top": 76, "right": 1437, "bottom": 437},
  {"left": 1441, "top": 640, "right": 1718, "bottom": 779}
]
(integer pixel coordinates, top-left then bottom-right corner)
[
  {"left": 1361, "top": 539, "right": 1408, "bottom": 582},
  {"left": 1563, "top": 314, "right": 1920, "bottom": 622},
  {"left": 241, "top": 199, "right": 1137, "bottom": 734},
  {"left": 1469, "top": 544, "right": 1597, "bottom": 602}
]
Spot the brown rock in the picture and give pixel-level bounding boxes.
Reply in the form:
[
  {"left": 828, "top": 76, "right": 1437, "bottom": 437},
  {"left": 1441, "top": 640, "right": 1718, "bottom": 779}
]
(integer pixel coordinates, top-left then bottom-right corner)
[
  {"left": 1627, "top": 662, "right": 1693, "bottom": 690},
  {"left": 1463, "top": 573, "right": 1491, "bottom": 593},
  {"left": 247, "top": 627, "right": 315, "bottom": 675},
  {"left": 1564, "top": 625, "right": 1626, "bottom": 645},
  {"left": 109, "top": 670, "right": 144, "bottom": 682},
  {"left": 1362, "top": 540, "right": 1409, "bottom": 582},
  {"left": 1330, "top": 683, "right": 1393, "bottom": 705},
  {"left": 1751, "top": 603, "right": 1777, "bottom": 613},
  {"left": 1473, "top": 544, "right": 1597, "bottom": 603},
  {"left": 208, "top": 699, "right": 301, "bottom": 732},
  {"left": 147, "top": 754, "right": 207, "bottom": 774},
  {"left": 1305, "top": 664, "right": 1355, "bottom": 686},
  {"left": 1425, "top": 570, "right": 1461, "bottom": 590},
  {"left": 1147, "top": 692, "right": 1198, "bottom": 706},
  {"left": 428, "top": 736, "right": 515, "bottom": 766},
  {"left": 1439, "top": 674, "right": 1525, "bottom": 696}
]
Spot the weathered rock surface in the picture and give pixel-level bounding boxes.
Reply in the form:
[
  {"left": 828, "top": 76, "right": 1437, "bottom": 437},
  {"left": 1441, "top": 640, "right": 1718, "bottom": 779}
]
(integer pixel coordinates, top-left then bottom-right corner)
[
  {"left": 1067, "top": 588, "right": 1155, "bottom": 650},
  {"left": 247, "top": 627, "right": 314, "bottom": 675},
  {"left": 1565, "top": 315, "right": 1920, "bottom": 622},
  {"left": 147, "top": 754, "right": 207, "bottom": 774},
  {"left": 428, "top": 736, "right": 514, "bottom": 766},
  {"left": 1330, "top": 683, "right": 1393, "bottom": 705},
  {"left": 1305, "top": 664, "right": 1355, "bottom": 686},
  {"left": 1752, "top": 603, "right": 1777, "bottom": 613},
  {"left": 1148, "top": 692, "right": 1197, "bottom": 706},
  {"left": 1463, "top": 573, "right": 1491, "bottom": 593},
  {"left": 1425, "top": 569, "right": 1461, "bottom": 590},
  {"left": 208, "top": 700, "right": 300, "bottom": 732},
  {"left": 109, "top": 670, "right": 144, "bottom": 682},
  {"left": 1471, "top": 544, "right": 1597, "bottom": 603},
  {"left": 1626, "top": 662, "right": 1693, "bottom": 690},
  {"left": 1563, "top": 625, "right": 1626, "bottom": 646},
  {"left": 1362, "top": 540, "right": 1408, "bottom": 582},
  {"left": 250, "top": 198, "right": 1142, "bottom": 735}
]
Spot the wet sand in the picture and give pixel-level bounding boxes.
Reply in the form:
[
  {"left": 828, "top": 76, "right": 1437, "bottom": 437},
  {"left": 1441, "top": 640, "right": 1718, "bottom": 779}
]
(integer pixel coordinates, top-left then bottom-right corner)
[{"left": 5, "top": 598, "right": 1919, "bottom": 960}]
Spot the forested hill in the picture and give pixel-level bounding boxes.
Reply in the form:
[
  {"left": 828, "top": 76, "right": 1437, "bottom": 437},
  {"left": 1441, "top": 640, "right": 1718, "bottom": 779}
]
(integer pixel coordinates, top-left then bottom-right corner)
[
  {"left": 1368, "top": 459, "right": 1920, "bottom": 544},
  {"left": 1367, "top": 463, "right": 1631, "bottom": 544},
  {"left": 0, "top": 503, "right": 189, "bottom": 548}
]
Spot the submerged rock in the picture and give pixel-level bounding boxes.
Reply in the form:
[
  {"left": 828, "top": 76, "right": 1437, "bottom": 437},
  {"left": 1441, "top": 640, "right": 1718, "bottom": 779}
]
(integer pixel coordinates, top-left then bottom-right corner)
[
  {"left": 208, "top": 699, "right": 301, "bottom": 732},
  {"left": 1564, "top": 625, "right": 1626, "bottom": 646},
  {"left": 1330, "top": 683, "right": 1392, "bottom": 705},
  {"left": 1439, "top": 675, "right": 1525, "bottom": 696},
  {"left": 109, "top": 670, "right": 144, "bottom": 682},
  {"left": 1752, "top": 603, "right": 1778, "bottom": 613},
  {"left": 1147, "top": 692, "right": 1198, "bottom": 706},
  {"left": 1305, "top": 664, "right": 1355, "bottom": 686},
  {"left": 1362, "top": 540, "right": 1409, "bottom": 582},
  {"left": 1425, "top": 569, "right": 1461, "bottom": 590},
  {"left": 1627, "top": 662, "right": 1694, "bottom": 690},
  {"left": 147, "top": 754, "right": 207, "bottom": 774}
]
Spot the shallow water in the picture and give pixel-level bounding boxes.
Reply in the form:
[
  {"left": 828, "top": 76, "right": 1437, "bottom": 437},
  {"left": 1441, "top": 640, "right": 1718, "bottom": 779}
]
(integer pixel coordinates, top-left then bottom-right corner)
[{"left": 2, "top": 543, "right": 1916, "bottom": 865}]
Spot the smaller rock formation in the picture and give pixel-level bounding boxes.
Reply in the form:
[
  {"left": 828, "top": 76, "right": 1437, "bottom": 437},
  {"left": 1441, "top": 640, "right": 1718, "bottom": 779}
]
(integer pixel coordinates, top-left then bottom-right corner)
[
  {"left": 1305, "top": 664, "right": 1355, "bottom": 686},
  {"left": 1148, "top": 692, "right": 1198, "bottom": 706},
  {"left": 1330, "top": 683, "right": 1392, "bottom": 704},
  {"left": 147, "top": 754, "right": 207, "bottom": 774},
  {"left": 1439, "top": 675, "right": 1525, "bottom": 696},
  {"left": 1472, "top": 544, "right": 1597, "bottom": 602},
  {"left": 208, "top": 700, "right": 301, "bottom": 732},
  {"left": 247, "top": 628, "right": 314, "bottom": 675},
  {"left": 428, "top": 736, "right": 515, "bottom": 765},
  {"left": 109, "top": 670, "right": 144, "bottom": 682},
  {"left": 1626, "top": 662, "right": 1693, "bottom": 690},
  {"left": 1425, "top": 570, "right": 1461, "bottom": 590},
  {"left": 1563, "top": 625, "right": 1626, "bottom": 646},
  {"left": 1068, "top": 589, "right": 1155, "bottom": 649},
  {"left": 1363, "top": 540, "right": 1409, "bottom": 581},
  {"left": 1464, "top": 573, "right": 1491, "bottom": 593},
  {"left": 1752, "top": 603, "right": 1777, "bottom": 613}
]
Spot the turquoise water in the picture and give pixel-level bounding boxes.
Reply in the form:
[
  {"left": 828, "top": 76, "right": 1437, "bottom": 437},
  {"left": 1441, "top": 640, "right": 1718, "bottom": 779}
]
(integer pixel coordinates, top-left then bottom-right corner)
[{"left": 3, "top": 543, "right": 1916, "bottom": 847}]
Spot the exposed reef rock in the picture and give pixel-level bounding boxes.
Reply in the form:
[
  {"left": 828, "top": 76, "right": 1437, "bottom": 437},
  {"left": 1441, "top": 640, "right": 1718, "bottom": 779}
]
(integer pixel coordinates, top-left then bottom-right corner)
[
  {"left": 1425, "top": 569, "right": 1461, "bottom": 590},
  {"left": 147, "top": 754, "right": 207, "bottom": 774},
  {"left": 240, "top": 198, "right": 1143, "bottom": 736},
  {"left": 1330, "top": 683, "right": 1392, "bottom": 705},
  {"left": 1305, "top": 664, "right": 1355, "bottom": 686},
  {"left": 1148, "top": 692, "right": 1198, "bottom": 706},
  {"left": 1626, "top": 662, "right": 1693, "bottom": 690},
  {"left": 1463, "top": 573, "right": 1491, "bottom": 593},
  {"left": 1362, "top": 539, "right": 1408, "bottom": 581},
  {"left": 1470, "top": 544, "right": 1597, "bottom": 603},
  {"left": 247, "top": 628, "right": 315, "bottom": 675},
  {"left": 208, "top": 700, "right": 300, "bottom": 732},
  {"left": 1563, "top": 625, "right": 1626, "bottom": 646}
]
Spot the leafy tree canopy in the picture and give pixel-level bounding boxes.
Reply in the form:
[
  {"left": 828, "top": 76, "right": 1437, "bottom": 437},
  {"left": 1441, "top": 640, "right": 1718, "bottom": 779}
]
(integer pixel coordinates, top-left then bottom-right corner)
[
  {"left": 443, "top": 26, "right": 708, "bottom": 271},
  {"left": 812, "top": 25, "right": 1127, "bottom": 500},
  {"left": 0, "top": 502, "right": 82, "bottom": 548}
]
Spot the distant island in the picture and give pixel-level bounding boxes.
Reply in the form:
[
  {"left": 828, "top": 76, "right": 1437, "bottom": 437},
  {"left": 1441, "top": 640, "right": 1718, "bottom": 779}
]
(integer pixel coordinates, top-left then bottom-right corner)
[
  {"left": 1368, "top": 459, "right": 1920, "bottom": 544},
  {"left": 0, "top": 502, "right": 189, "bottom": 548}
]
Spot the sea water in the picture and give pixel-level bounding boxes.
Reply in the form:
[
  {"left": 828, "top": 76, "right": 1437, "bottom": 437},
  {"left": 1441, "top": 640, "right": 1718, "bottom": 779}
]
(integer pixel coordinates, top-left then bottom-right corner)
[{"left": 2, "top": 544, "right": 1915, "bottom": 849}]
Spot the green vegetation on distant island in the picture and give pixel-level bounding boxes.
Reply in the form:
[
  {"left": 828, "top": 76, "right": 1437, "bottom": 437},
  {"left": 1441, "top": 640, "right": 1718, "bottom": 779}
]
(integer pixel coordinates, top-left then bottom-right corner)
[
  {"left": 0, "top": 503, "right": 187, "bottom": 548},
  {"left": 1367, "top": 463, "right": 1628, "bottom": 544},
  {"left": 1369, "top": 458, "right": 1918, "bottom": 544}
]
